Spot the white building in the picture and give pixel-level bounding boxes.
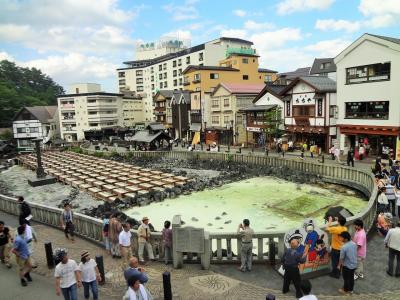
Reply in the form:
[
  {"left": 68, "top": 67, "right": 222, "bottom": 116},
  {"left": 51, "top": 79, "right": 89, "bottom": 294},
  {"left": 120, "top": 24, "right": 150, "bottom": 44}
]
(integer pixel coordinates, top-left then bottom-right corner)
[
  {"left": 13, "top": 106, "right": 59, "bottom": 152},
  {"left": 117, "top": 37, "right": 256, "bottom": 122},
  {"left": 281, "top": 76, "right": 337, "bottom": 151},
  {"left": 334, "top": 33, "right": 400, "bottom": 156},
  {"left": 57, "top": 84, "right": 143, "bottom": 141}
]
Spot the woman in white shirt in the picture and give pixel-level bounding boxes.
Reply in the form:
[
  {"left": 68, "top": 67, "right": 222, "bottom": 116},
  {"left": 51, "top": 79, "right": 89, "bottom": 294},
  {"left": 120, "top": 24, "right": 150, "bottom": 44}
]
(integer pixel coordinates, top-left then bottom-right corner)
[
  {"left": 123, "top": 274, "right": 153, "bottom": 300},
  {"left": 79, "top": 251, "right": 101, "bottom": 300},
  {"left": 377, "top": 187, "right": 389, "bottom": 213}
]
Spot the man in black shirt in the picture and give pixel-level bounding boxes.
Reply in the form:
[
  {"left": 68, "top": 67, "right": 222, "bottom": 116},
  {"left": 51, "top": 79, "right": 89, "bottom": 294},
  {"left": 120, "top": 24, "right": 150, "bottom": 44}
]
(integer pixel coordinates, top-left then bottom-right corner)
[
  {"left": 18, "top": 196, "right": 31, "bottom": 225},
  {"left": 282, "top": 238, "right": 307, "bottom": 298},
  {"left": 0, "top": 220, "right": 12, "bottom": 268}
]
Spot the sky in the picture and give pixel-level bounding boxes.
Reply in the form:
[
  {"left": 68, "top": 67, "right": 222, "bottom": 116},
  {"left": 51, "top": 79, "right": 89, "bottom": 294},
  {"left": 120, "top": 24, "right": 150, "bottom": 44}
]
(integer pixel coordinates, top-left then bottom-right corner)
[{"left": 0, "top": 0, "right": 399, "bottom": 92}]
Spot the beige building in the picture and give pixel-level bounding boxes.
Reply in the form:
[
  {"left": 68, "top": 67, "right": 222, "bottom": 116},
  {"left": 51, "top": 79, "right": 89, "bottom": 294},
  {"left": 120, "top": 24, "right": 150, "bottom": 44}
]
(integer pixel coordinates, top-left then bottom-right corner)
[
  {"left": 207, "top": 83, "right": 265, "bottom": 145},
  {"left": 57, "top": 84, "right": 143, "bottom": 141}
]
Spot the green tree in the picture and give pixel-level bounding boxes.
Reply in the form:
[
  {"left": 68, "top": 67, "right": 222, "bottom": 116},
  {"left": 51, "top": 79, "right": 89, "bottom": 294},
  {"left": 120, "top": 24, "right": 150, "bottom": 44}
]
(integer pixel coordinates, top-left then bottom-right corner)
[
  {"left": 264, "top": 106, "right": 283, "bottom": 145},
  {"left": 0, "top": 60, "right": 65, "bottom": 127}
]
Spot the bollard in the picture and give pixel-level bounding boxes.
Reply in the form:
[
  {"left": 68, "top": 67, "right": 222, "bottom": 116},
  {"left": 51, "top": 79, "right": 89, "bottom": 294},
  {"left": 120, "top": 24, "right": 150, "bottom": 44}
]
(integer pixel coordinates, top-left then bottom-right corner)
[
  {"left": 95, "top": 255, "right": 106, "bottom": 285},
  {"left": 227, "top": 144, "right": 230, "bottom": 152},
  {"left": 268, "top": 240, "right": 276, "bottom": 266},
  {"left": 265, "top": 149, "right": 269, "bottom": 156},
  {"left": 45, "top": 242, "right": 55, "bottom": 268},
  {"left": 217, "top": 145, "right": 220, "bottom": 152},
  {"left": 238, "top": 147, "right": 241, "bottom": 154},
  {"left": 252, "top": 146, "right": 254, "bottom": 152},
  {"left": 201, "top": 143, "right": 203, "bottom": 151},
  {"left": 321, "top": 155, "right": 325, "bottom": 164},
  {"left": 301, "top": 152, "right": 304, "bottom": 159},
  {"left": 282, "top": 151, "right": 285, "bottom": 158},
  {"left": 311, "top": 152, "right": 314, "bottom": 158},
  {"left": 163, "top": 271, "right": 172, "bottom": 300}
]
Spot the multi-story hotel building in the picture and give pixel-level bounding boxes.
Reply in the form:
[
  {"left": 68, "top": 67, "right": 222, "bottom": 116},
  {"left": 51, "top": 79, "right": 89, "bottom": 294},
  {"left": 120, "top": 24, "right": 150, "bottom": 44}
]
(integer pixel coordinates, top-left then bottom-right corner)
[
  {"left": 117, "top": 37, "right": 260, "bottom": 123},
  {"left": 334, "top": 33, "right": 400, "bottom": 157},
  {"left": 57, "top": 83, "right": 143, "bottom": 141}
]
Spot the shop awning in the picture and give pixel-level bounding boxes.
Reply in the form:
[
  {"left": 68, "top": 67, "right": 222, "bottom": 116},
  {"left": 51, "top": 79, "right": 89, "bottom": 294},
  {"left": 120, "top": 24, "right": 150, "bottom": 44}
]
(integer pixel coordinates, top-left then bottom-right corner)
[
  {"left": 338, "top": 125, "right": 400, "bottom": 136},
  {"left": 131, "top": 131, "right": 162, "bottom": 143},
  {"left": 189, "top": 123, "right": 202, "bottom": 131}
]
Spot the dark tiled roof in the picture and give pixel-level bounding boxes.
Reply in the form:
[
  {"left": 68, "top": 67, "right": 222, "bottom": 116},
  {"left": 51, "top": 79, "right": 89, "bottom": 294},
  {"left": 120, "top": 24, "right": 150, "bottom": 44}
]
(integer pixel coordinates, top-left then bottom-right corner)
[
  {"left": 258, "top": 68, "right": 278, "bottom": 73},
  {"left": 131, "top": 131, "right": 162, "bottom": 143},
  {"left": 23, "top": 106, "right": 57, "bottom": 123},
  {"left": 309, "top": 58, "right": 336, "bottom": 75},
  {"left": 369, "top": 34, "right": 400, "bottom": 45},
  {"left": 172, "top": 90, "right": 191, "bottom": 104},
  {"left": 219, "top": 37, "right": 253, "bottom": 45},
  {"left": 266, "top": 84, "right": 286, "bottom": 95},
  {"left": 278, "top": 67, "right": 311, "bottom": 79},
  {"left": 182, "top": 65, "right": 239, "bottom": 74},
  {"left": 155, "top": 90, "right": 174, "bottom": 99}
]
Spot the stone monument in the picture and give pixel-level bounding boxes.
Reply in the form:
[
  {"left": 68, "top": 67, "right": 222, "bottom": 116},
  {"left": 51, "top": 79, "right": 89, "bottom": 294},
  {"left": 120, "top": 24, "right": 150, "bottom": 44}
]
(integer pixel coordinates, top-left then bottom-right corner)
[{"left": 28, "top": 138, "right": 57, "bottom": 187}]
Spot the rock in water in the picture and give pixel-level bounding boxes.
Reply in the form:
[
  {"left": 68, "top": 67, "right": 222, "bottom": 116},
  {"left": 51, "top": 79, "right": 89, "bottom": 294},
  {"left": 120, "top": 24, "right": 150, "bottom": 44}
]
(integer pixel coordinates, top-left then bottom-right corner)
[
  {"left": 215, "top": 216, "right": 221, "bottom": 220},
  {"left": 224, "top": 220, "right": 232, "bottom": 224},
  {"left": 191, "top": 217, "right": 199, "bottom": 222},
  {"left": 221, "top": 212, "right": 227, "bottom": 216},
  {"left": 207, "top": 223, "right": 213, "bottom": 226}
]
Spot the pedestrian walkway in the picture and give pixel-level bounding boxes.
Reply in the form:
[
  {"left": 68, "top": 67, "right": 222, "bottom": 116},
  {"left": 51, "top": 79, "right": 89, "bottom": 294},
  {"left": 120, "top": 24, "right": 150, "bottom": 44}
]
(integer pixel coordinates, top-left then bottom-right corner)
[{"left": 1, "top": 210, "right": 400, "bottom": 299}]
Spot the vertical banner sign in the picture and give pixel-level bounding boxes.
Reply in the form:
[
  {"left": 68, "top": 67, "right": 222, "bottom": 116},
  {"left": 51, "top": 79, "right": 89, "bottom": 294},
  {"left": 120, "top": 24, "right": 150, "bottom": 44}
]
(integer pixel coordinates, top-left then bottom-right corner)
[
  {"left": 396, "top": 137, "right": 400, "bottom": 160},
  {"left": 317, "top": 99, "right": 323, "bottom": 116},
  {"left": 286, "top": 101, "right": 291, "bottom": 117}
]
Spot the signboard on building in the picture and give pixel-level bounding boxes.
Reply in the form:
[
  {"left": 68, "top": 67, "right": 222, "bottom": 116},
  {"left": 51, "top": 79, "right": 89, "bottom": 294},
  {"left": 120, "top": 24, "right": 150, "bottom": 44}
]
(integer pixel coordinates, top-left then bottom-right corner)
[
  {"left": 174, "top": 227, "right": 205, "bottom": 253},
  {"left": 396, "top": 138, "right": 400, "bottom": 160},
  {"left": 247, "top": 127, "right": 262, "bottom": 132}
]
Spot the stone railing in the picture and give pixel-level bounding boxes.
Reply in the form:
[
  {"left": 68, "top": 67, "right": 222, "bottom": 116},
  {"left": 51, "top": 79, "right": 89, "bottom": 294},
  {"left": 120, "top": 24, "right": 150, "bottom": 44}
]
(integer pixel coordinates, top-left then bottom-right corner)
[
  {"left": 3, "top": 150, "right": 377, "bottom": 266},
  {"left": 0, "top": 194, "right": 163, "bottom": 260}
]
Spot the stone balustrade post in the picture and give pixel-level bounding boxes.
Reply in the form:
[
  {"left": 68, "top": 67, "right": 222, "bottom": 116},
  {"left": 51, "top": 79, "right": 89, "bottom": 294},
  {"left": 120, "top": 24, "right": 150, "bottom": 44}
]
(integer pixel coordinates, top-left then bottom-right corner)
[
  {"left": 172, "top": 215, "right": 183, "bottom": 269},
  {"left": 200, "top": 231, "right": 211, "bottom": 270}
]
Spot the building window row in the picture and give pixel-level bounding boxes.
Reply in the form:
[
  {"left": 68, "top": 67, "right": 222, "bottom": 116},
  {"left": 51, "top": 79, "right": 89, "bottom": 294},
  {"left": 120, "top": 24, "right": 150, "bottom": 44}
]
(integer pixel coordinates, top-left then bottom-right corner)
[
  {"left": 345, "top": 101, "right": 389, "bottom": 119},
  {"left": 346, "top": 62, "right": 390, "bottom": 84}
]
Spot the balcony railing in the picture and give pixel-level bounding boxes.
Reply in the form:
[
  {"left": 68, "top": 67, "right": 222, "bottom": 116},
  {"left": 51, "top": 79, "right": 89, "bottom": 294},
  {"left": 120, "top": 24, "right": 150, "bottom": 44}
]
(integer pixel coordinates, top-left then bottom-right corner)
[{"left": 183, "top": 81, "right": 190, "bottom": 86}]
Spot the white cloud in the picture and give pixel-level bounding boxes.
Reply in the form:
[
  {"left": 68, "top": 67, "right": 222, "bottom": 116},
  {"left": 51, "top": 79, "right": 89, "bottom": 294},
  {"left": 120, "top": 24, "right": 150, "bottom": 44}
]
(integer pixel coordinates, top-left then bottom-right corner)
[
  {"left": 315, "top": 19, "right": 362, "bottom": 33},
  {"left": 0, "top": 51, "right": 14, "bottom": 61},
  {"left": 304, "top": 39, "right": 352, "bottom": 57},
  {"left": 359, "top": 0, "right": 400, "bottom": 28},
  {"left": 220, "top": 29, "right": 248, "bottom": 39},
  {"left": 244, "top": 20, "right": 274, "bottom": 31},
  {"left": 233, "top": 9, "right": 247, "bottom": 17},
  {"left": 163, "top": 0, "right": 199, "bottom": 21},
  {"left": 277, "top": 0, "right": 335, "bottom": 15},
  {"left": 162, "top": 30, "right": 192, "bottom": 41},
  {"left": 21, "top": 53, "right": 118, "bottom": 87},
  {"left": 0, "top": 24, "right": 134, "bottom": 55},
  {"left": 250, "top": 28, "right": 303, "bottom": 49}
]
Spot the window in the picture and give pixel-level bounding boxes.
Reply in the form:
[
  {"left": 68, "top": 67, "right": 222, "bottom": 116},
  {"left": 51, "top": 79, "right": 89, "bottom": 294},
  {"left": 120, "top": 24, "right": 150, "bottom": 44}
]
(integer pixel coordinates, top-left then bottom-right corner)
[
  {"left": 160, "top": 82, "right": 163, "bottom": 89},
  {"left": 163, "top": 72, "right": 167, "bottom": 79},
  {"left": 186, "top": 56, "right": 190, "bottom": 64},
  {"left": 151, "top": 75, "right": 154, "bottom": 82},
  {"left": 320, "top": 62, "right": 331, "bottom": 70},
  {"left": 173, "top": 70, "right": 177, "bottom": 77},
  {"left": 159, "top": 65, "right": 162, "bottom": 71},
  {"left": 212, "top": 116, "right": 219, "bottom": 124},
  {"left": 199, "top": 63, "right": 203, "bottom": 66},
  {"left": 329, "top": 105, "right": 337, "bottom": 118},
  {"left": 179, "top": 78, "right": 183, "bottom": 85},
  {"left": 345, "top": 101, "right": 389, "bottom": 119},
  {"left": 151, "top": 84, "right": 155, "bottom": 90},
  {"left": 17, "top": 128, "right": 25, "bottom": 133},
  {"left": 236, "top": 114, "right": 243, "bottom": 125},
  {"left": 210, "top": 73, "right": 219, "bottom": 79},
  {"left": 242, "top": 75, "right": 249, "bottom": 80},
  {"left": 137, "top": 86, "right": 144, "bottom": 92},
  {"left": 242, "top": 58, "right": 249, "bottom": 64},
  {"left": 163, "top": 63, "right": 167, "bottom": 70},
  {"left": 159, "top": 74, "right": 162, "bottom": 80},
  {"left": 223, "top": 98, "right": 229, "bottom": 107},
  {"left": 150, "top": 67, "right": 154, "bottom": 74},
  {"left": 346, "top": 62, "right": 390, "bottom": 84},
  {"left": 173, "top": 60, "right": 177, "bottom": 67},
  {"left": 224, "top": 116, "right": 230, "bottom": 124},
  {"left": 265, "top": 75, "right": 273, "bottom": 82},
  {"left": 30, "top": 127, "right": 39, "bottom": 133},
  {"left": 199, "top": 53, "right": 203, "bottom": 61},
  {"left": 173, "top": 79, "right": 177, "bottom": 87},
  {"left": 136, "top": 78, "right": 143, "bottom": 84},
  {"left": 136, "top": 70, "right": 143, "bottom": 76},
  {"left": 119, "top": 79, "right": 126, "bottom": 85},
  {"left": 164, "top": 82, "right": 168, "bottom": 88},
  {"left": 118, "top": 72, "right": 125, "bottom": 77},
  {"left": 178, "top": 68, "right": 182, "bottom": 75},
  {"left": 194, "top": 73, "right": 201, "bottom": 81},
  {"left": 293, "top": 106, "right": 315, "bottom": 117},
  {"left": 212, "top": 99, "right": 219, "bottom": 108},
  {"left": 178, "top": 59, "right": 182, "bottom": 66}
]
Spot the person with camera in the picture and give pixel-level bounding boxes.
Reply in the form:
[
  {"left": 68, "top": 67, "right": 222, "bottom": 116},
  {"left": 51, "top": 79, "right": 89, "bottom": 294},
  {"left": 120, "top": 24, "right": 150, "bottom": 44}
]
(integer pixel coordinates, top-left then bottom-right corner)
[
  {"left": 124, "top": 256, "right": 148, "bottom": 286},
  {"left": 60, "top": 203, "right": 75, "bottom": 243},
  {"left": 325, "top": 215, "right": 347, "bottom": 279},
  {"left": 237, "top": 218, "right": 254, "bottom": 272}
]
